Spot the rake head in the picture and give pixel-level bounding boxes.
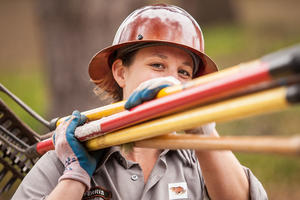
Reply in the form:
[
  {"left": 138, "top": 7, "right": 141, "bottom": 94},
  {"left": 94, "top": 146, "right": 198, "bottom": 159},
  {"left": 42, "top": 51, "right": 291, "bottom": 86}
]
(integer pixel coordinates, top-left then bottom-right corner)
[
  {"left": 0, "top": 99, "right": 41, "bottom": 195},
  {"left": 0, "top": 84, "right": 49, "bottom": 198}
]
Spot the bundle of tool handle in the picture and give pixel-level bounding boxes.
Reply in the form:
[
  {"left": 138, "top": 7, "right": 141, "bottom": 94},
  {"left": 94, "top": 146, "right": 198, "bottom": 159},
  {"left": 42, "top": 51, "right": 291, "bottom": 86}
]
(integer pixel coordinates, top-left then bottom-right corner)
[{"left": 1, "top": 44, "right": 300, "bottom": 195}]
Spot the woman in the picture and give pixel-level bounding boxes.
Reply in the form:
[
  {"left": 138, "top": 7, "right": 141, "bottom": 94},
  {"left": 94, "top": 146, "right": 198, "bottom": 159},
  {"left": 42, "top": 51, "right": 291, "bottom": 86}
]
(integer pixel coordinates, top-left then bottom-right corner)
[{"left": 13, "top": 4, "right": 267, "bottom": 200}]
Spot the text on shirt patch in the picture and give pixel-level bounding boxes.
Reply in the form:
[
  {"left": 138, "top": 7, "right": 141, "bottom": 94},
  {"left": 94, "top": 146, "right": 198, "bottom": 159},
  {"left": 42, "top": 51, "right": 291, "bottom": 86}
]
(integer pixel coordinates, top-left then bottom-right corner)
[
  {"left": 168, "top": 182, "right": 188, "bottom": 199},
  {"left": 82, "top": 186, "right": 112, "bottom": 200}
]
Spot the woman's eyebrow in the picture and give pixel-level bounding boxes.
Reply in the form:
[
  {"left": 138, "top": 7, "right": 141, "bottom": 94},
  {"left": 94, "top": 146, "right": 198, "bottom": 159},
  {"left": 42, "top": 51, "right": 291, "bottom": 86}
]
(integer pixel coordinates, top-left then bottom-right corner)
[
  {"left": 151, "top": 53, "right": 193, "bottom": 69},
  {"left": 151, "top": 53, "right": 168, "bottom": 59},
  {"left": 182, "top": 61, "right": 193, "bottom": 69}
]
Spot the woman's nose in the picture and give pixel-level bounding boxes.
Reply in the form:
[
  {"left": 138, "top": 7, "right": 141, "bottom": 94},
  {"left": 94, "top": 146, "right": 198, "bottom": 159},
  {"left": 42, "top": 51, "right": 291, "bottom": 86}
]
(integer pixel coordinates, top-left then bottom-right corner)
[{"left": 166, "top": 69, "right": 179, "bottom": 79}]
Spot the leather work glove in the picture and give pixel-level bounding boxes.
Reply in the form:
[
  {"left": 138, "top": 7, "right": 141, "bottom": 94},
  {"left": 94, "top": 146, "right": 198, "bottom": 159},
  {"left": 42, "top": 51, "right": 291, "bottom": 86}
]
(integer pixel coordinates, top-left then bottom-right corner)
[
  {"left": 53, "top": 110, "right": 101, "bottom": 189},
  {"left": 125, "top": 76, "right": 181, "bottom": 110}
]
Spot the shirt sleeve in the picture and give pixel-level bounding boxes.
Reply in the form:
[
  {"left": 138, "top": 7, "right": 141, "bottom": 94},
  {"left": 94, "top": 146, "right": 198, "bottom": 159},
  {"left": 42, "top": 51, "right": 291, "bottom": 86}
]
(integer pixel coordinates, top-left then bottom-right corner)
[
  {"left": 243, "top": 167, "right": 268, "bottom": 200},
  {"left": 11, "top": 150, "right": 64, "bottom": 200}
]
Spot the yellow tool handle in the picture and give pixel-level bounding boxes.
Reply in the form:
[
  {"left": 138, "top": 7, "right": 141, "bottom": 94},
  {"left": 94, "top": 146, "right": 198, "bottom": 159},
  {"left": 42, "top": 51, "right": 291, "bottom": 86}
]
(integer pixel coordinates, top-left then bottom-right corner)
[
  {"left": 135, "top": 134, "right": 300, "bottom": 155},
  {"left": 86, "top": 87, "right": 289, "bottom": 151}
]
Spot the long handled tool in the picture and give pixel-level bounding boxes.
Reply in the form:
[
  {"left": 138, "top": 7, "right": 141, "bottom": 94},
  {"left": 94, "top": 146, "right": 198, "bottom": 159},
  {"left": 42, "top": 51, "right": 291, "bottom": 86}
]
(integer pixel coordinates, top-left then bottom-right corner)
[
  {"left": 49, "top": 45, "right": 300, "bottom": 143},
  {"left": 8, "top": 42, "right": 300, "bottom": 155},
  {"left": 33, "top": 75, "right": 300, "bottom": 154},
  {"left": 51, "top": 44, "right": 300, "bottom": 129},
  {"left": 2, "top": 75, "right": 299, "bottom": 157},
  {"left": 84, "top": 84, "right": 300, "bottom": 151},
  {"left": 135, "top": 134, "right": 300, "bottom": 155}
]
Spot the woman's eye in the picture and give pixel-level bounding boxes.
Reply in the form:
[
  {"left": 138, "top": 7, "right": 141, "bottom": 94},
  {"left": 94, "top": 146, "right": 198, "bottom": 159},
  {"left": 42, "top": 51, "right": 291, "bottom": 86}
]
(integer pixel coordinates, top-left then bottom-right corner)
[
  {"left": 150, "top": 63, "right": 165, "bottom": 69},
  {"left": 178, "top": 69, "right": 191, "bottom": 78}
]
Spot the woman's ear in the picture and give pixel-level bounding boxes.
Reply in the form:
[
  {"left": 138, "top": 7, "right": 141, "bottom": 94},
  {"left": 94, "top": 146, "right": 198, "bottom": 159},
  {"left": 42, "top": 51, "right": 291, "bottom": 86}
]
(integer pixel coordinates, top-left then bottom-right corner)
[{"left": 111, "top": 59, "right": 126, "bottom": 88}]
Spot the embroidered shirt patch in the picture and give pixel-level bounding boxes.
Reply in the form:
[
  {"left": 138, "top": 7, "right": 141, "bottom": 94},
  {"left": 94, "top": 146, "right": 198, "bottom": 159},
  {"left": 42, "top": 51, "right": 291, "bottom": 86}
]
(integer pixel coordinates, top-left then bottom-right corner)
[
  {"left": 82, "top": 186, "right": 112, "bottom": 200},
  {"left": 168, "top": 182, "right": 188, "bottom": 199}
]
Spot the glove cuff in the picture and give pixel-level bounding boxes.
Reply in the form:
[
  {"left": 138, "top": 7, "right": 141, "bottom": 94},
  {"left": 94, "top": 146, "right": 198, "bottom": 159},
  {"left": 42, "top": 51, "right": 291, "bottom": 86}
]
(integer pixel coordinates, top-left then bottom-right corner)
[
  {"left": 59, "top": 166, "right": 91, "bottom": 190},
  {"left": 201, "top": 122, "right": 216, "bottom": 136},
  {"left": 185, "top": 122, "right": 217, "bottom": 135}
]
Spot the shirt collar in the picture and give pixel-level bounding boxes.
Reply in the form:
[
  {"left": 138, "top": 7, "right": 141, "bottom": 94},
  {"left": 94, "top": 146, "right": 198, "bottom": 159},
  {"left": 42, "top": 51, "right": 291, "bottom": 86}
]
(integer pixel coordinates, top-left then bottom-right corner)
[
  {"left": 95, "top": 146, "right": 120, "bottom": 171},
  {"left": 95, "top": 146, "right": 193, "bottom": 172}
]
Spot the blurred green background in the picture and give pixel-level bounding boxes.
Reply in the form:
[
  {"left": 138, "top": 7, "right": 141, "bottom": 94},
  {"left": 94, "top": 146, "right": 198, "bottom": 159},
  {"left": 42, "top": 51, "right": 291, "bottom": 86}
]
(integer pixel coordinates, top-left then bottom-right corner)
[{"left": 1, "top": 0, "right": 300, "bottom": 199}]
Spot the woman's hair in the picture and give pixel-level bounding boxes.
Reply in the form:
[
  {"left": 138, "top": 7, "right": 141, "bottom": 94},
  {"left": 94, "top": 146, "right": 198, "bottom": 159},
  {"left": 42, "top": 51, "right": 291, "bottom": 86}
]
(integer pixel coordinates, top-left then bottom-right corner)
[{"left": 93, "top": 50, "right": 138, "bottom": 102}]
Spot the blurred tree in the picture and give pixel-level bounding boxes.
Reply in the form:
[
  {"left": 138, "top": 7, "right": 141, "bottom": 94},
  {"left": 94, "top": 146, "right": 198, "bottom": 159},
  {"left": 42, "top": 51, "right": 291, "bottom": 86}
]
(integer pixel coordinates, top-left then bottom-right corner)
[
  {"left": 36, "top": 0, "right": 143, "bottom": 118},
  {"left": 154, "top": 0, "right": 236, "bottom": 25},
  {"left": 190, "top": 0, "right": 236, "bottom": 24}
]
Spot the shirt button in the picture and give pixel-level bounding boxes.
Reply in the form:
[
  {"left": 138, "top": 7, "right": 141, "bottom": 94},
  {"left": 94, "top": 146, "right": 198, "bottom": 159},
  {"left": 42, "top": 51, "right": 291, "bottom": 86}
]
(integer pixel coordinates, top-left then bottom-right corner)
[{"left": 131, "top": 174, "right": 138, "bottom": 181}]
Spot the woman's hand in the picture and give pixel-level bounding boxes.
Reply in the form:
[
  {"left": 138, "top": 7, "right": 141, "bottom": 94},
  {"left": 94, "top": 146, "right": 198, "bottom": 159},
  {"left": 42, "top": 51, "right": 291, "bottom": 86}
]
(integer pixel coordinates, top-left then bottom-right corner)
[
  {"left": 125, "top": 76, "right": 181, "bottom": 110},
  {"left": 53, "top": 110, "right": 102, "bottom": 190}
]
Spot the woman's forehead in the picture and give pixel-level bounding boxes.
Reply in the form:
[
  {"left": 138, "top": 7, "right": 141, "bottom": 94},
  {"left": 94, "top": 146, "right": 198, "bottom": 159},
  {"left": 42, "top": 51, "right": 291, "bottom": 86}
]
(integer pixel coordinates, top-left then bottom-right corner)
[{"left": 136, "top": 45, "right": 194, "bottom": 61}]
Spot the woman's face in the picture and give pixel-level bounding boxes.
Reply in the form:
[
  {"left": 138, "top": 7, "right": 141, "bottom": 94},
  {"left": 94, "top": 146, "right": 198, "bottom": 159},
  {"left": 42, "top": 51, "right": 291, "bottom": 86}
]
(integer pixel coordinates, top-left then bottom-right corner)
[{"left": 113, "top": 45, "right": 194, "bottom": 99}]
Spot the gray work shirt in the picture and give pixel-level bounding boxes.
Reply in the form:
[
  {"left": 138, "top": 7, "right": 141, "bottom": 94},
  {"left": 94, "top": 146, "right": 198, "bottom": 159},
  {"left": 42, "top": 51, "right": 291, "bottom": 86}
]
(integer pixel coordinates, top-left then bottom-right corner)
[{"left": 12, "top": 147, "right": 267, "bottom": 200}]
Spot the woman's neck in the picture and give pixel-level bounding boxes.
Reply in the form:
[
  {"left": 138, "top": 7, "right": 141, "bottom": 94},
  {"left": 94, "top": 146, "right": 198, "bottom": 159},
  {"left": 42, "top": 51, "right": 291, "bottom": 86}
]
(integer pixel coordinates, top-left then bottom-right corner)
[{"left": 121, "top": 146, "right": 161, "bottom": 183}]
